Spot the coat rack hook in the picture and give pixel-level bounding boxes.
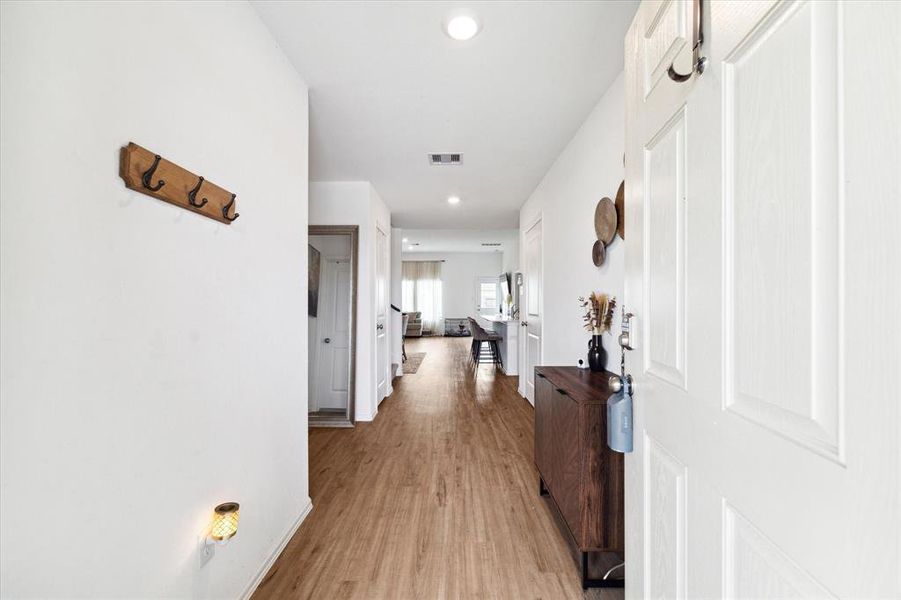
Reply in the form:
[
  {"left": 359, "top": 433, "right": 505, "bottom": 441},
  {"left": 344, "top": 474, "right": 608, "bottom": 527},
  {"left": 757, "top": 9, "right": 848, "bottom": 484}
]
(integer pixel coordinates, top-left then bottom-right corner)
[
  {"left": 141, "top": 154, "right": 165, "bottom": 191},
  {"left": 222, "top": 194, "right": 239, "bottom": 222},
  {"left": 187, "top": 176, "right": 209, "bottom": 208}
]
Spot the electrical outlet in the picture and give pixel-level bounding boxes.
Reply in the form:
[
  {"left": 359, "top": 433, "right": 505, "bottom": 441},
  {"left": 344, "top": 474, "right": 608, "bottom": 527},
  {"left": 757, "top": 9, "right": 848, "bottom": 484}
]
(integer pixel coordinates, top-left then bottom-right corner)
[{"left": 199, "top": 537, "right": 215, "bottom": 568}]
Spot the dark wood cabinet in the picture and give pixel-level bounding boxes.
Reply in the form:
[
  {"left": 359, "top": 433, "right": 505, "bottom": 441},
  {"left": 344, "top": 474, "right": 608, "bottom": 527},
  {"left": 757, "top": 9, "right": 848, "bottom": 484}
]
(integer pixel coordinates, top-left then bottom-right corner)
[{"left": 534, "top": 366, "right": 624, "bottom": 586}]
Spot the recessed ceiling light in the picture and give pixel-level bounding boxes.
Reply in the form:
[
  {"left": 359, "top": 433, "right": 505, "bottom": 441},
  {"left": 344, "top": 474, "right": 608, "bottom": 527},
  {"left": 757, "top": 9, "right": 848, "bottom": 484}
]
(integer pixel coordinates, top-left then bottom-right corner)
[
  {"left": 402, "top": 238, "right": 408, "bottom": 243},
  {"left": 445, "top": 14, "right": 480, "bottom": 41},
  {"left": 447, "top": 195, "right": 461, "bottom": 205}
]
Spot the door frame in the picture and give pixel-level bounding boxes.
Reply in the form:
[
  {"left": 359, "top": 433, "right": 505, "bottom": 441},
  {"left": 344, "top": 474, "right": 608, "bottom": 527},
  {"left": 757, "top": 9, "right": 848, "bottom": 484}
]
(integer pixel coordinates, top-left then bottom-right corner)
[{"left": 309, "top": 225, "right": 359, "bottom": 427}]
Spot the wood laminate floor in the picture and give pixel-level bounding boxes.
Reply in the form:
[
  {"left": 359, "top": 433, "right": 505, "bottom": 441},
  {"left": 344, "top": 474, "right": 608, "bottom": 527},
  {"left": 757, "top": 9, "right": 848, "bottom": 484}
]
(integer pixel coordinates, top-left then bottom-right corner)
[{"left": 253, "top": 336, "right": 624, "bottom": 600}]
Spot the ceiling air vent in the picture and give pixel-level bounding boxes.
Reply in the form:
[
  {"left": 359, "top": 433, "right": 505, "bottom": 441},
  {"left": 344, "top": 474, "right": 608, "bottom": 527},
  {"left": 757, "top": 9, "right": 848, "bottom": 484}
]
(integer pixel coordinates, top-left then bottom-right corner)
[
  {"left": 428, "top": 153, "right": 462, "bottom": 165},
  {"left": 481, "top": 243, "right": 502, "bottom": 247}
]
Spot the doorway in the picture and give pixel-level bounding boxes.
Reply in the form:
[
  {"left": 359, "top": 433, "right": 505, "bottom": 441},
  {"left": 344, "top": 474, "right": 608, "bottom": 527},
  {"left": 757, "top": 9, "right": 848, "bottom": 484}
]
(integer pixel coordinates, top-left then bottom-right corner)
[{"left": 309, "top": 225, "right": 358, "bottom": 427}]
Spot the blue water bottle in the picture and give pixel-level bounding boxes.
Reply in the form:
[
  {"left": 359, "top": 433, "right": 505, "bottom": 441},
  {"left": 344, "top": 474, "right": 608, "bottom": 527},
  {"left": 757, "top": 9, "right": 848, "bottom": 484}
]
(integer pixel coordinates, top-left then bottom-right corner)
[{"left": 607, "top": 375, "right": 633, "bottom": 453}]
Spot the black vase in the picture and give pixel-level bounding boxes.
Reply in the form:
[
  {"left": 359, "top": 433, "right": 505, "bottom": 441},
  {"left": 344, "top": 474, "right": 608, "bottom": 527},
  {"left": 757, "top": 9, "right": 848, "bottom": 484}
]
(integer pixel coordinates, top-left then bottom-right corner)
[{"left": 587, "top": 334, "right": 606, "bottom": 372}]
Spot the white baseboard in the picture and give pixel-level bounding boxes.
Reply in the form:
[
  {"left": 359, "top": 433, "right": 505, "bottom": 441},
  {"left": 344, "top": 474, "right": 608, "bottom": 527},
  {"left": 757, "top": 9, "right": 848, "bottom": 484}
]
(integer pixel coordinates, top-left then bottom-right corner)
[{"left": 240, "top": 497, "right": 313, "bottom": 600}]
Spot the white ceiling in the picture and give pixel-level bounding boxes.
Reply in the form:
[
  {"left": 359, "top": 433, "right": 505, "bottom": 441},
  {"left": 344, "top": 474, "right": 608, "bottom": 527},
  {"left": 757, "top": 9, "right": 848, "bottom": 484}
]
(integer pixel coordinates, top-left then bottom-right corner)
[
  {"left": 252, "top": 1, "right": 638, "bottom": 229},
  {"left": 401, "top": 228, "right": 517, "bottom": 254}
]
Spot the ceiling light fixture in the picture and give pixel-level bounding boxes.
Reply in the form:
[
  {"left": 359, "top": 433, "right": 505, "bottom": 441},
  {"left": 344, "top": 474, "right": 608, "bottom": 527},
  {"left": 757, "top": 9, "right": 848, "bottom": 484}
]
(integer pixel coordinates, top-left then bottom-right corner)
[
  {"left": 447, "top": 196, "right": 461, "bottom": 205},
  {"left": 402, "top": 238, "right": 408, "bottom": 243},
  {"left": 445, "top": 13, "right": 480, "bottom": 41}
]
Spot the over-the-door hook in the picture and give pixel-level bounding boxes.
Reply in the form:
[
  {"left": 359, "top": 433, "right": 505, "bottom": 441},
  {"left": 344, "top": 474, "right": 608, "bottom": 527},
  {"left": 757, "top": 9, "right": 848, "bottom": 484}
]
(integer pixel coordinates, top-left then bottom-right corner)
[
  {"left": 222, "top": 194, "right": 239, "bottom": 222},
  {"left": 141, "top": 154, "right": 165, "bottom": 191},
  {"left": 187, "top": 176, "right": 208, "bottom": 208},
  {"left": 667, "top": 0, "right": 707, "bottom": 83}
]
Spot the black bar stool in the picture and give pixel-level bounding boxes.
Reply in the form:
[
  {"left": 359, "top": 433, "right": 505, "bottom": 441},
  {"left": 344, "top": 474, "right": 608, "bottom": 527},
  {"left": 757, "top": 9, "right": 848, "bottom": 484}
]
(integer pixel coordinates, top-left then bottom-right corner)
[{"left": 469, "top": 317, "right": 503, "bottom": 370}]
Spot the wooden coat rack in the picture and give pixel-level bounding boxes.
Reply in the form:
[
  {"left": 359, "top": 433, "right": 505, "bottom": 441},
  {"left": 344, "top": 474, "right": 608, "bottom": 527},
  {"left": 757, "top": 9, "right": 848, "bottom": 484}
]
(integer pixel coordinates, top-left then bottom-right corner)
[{"left": 119, "top": 142, "right": 239, "bottom": 224}]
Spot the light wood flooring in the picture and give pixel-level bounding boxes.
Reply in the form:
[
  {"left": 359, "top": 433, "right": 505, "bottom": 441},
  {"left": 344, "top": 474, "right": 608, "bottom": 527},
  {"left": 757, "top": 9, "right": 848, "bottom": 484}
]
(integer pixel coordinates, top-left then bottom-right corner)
[{"left": 253, "top": 336, "right": 624, "bottom": 599}]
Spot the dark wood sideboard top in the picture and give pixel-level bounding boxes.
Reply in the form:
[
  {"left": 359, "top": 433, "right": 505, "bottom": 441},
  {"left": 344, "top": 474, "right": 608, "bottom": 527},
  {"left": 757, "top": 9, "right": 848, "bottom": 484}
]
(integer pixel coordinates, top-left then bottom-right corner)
[{"left": 534, "top": 366, "right": 618, "bottom": 405}]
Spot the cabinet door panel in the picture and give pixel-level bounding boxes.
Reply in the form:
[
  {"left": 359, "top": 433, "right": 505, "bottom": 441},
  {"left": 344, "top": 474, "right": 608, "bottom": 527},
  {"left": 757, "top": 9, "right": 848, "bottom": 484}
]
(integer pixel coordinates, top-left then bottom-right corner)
[
  {"left": 552, "top": 387, "right": 583, "bottom": 543},
  {"left": 533, "top": 373, "right": 556, "bottom": 487}
]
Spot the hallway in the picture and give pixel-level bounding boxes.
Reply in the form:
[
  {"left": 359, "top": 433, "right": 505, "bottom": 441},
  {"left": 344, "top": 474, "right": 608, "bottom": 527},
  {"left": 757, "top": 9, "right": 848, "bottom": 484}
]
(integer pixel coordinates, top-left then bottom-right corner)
[{"left": 254, "top": 336, "right": 624, "bottom": 599}]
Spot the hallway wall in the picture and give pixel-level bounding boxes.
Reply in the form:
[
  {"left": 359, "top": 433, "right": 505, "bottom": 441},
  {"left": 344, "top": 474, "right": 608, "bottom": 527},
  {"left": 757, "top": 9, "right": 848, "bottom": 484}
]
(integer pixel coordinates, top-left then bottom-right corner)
[
  {"left": 520, "top": 73, "right": 625, "bottom": 370},
  {"left": 309, "top": 181, "right": 392, "bottom": 421},
  {"left": 0, "top": 2, "right": 311, "bottom": 598}
]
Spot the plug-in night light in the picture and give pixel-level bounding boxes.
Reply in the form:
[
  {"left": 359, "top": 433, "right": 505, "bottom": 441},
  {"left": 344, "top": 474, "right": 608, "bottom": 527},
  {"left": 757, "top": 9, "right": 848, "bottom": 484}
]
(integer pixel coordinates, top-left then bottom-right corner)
[{"left": 209, "top": 502, "right": 240, "bottom": 544}]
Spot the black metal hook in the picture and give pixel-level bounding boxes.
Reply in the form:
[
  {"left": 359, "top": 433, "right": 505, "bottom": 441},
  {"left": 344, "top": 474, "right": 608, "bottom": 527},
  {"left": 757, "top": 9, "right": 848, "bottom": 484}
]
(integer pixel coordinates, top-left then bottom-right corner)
[
  {"left": 187, "top": 176, "right": 209, "bottom": 208},
  {"left": 141, "top": 154, "right": 165, "bottom": 191},
  {"left": 222, "top": 194, "right": 239, "bottom": 222}
]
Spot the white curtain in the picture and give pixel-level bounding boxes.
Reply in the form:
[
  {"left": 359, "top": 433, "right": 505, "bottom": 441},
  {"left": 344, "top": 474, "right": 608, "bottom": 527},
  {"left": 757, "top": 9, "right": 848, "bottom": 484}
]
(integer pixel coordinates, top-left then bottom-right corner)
[{"left": 402, "top": 261, "right": 443, "bottom": 335}]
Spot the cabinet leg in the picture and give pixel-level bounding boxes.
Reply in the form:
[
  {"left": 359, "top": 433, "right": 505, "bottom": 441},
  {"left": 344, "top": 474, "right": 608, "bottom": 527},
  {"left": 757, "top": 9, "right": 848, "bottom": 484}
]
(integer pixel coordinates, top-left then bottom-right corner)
[
  {"left": 581, "top": 552, "right": 625, "bottom": 589},
  {"left": 539, "top": 476, "right": 549, "bottom": 497}
]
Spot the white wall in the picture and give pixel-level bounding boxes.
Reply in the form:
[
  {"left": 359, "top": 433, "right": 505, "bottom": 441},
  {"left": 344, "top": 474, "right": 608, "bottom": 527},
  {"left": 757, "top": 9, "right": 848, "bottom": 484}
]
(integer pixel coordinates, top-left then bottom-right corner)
[
  {"left": 502, "top": 241, "right": 520, "bottom": 275},
  {"left": 0, "top": 3, "right": 310, "bottom": 599},
  {"left": 402, "top": 252, "right": 504, "bottom": 331},
  {"left": 309, "top": 182, "right": 392, "bottom": 420},
  {"left": 520, "top": 73, "right": 625, "bottom": 370}
]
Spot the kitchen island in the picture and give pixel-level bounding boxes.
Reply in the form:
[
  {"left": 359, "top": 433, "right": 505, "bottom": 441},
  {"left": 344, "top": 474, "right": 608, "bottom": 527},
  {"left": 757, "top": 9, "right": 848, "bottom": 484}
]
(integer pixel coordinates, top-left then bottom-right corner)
[{"left": 478, "top": 314, "right": 519, "bottom": 376}]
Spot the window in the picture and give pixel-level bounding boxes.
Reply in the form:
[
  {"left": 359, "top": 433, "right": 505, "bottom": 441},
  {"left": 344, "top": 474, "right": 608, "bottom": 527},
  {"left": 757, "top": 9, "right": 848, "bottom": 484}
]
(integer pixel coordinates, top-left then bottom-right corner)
[
  {"left": 477, "top": 277, "right": 499, "bottom": 312},
  {"left": 402, "top": 261, "right": 443, "bottom": 334}
]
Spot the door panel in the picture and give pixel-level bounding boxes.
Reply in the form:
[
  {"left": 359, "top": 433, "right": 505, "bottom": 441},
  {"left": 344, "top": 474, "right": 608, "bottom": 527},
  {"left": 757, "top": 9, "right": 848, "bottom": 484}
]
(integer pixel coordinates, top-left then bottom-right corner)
[
  {"left": 722, "top": 0, "right": 841, "bottom": 459},
  {"left": 376, "top": 226, "right": 389, "bottom": 403},
  {"left": 723, "top": 502, "right": 835, "bottom": 598},
  {"left": 643, "top": 434, "right": 687, "bottom": 598},
  {"left": 315, "top": 259, "right": 351, "bottom": 410},
  {"left": 533, "top": 374, "right": 555, "bottom": 487},
  {"left": 523, "top": 218, "right": 542, "bottom": 405},
  {"left": 625, "top": 1, "right": 899, "bottom": 597},
  {"left": 553, "top": 390, "right": 582, "bottom": 544},
  {"left": 644, "top": 106, "right": 687, "bottom": 390}
]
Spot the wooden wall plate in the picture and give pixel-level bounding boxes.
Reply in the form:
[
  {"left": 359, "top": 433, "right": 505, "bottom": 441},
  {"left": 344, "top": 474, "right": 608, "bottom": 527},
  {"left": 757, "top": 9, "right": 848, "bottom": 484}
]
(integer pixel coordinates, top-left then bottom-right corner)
[
  {"left": 592, "top": 239, "right": 606, "bottom": 266},
  {"left": 615, "top": 181, "right": 625, "bottom": 240},
  {"left": 594, "top": 197, "right": 617, "bottom": 245}
]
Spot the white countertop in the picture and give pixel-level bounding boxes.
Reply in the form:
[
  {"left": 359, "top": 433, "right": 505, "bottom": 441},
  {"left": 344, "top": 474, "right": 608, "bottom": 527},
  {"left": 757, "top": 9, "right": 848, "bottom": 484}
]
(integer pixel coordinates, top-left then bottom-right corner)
[{"left": 479, "top": 314, "right": 518, "bottom": 324}]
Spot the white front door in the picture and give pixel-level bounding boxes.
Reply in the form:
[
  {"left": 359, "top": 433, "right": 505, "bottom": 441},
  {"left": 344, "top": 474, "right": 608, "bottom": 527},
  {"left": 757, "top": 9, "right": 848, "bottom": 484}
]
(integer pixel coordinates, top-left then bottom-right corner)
[
  {"left": 375, "top": 225, "right": 389, "bottom": 403},
  {"left": 522, "top": 217, "right": 542, "bottom": 405},
  {"left": 625, "top": 1, "right": 899, "bottom": 597},
  {"left": 314, "top": 258, "right": 352, "bottom": 411}
]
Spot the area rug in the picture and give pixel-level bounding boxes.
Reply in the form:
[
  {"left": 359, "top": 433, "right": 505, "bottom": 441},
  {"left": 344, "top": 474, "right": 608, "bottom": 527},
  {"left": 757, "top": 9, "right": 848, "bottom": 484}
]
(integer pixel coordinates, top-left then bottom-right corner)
[{"left": 403, "top": 352, "right": 426, "bottom": 374}]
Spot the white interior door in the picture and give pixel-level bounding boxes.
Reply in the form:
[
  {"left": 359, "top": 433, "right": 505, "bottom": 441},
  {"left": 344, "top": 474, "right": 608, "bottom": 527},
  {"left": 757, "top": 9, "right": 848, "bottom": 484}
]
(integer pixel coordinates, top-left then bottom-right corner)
[
  {"left": 624, "top": 1, "right": 899, "bottom": 597},
  {"left": 314, "top": 258, "right": 351, "bottom": 411},
  {"left": 375, "top": 226, "right": 389, "bottom": 403},
  {"left": 522, "top": 217, "right": 542, "bottom": 406}
]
